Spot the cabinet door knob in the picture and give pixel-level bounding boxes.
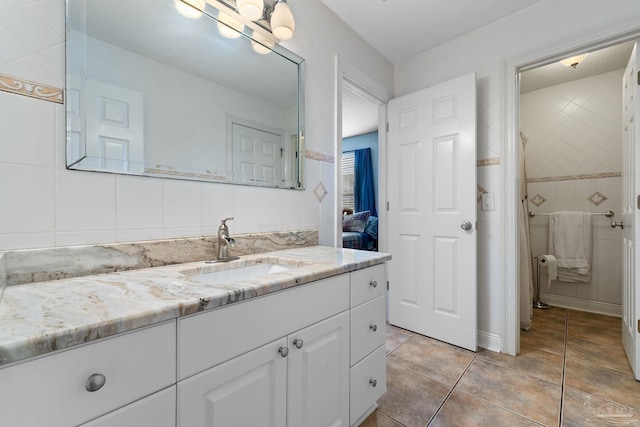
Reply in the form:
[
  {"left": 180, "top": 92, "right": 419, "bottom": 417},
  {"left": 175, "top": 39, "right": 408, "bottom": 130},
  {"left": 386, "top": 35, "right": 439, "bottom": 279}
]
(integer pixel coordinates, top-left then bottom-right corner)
[
  {"left": 293, "top": 339, "right": 304, "bottom": 349},
  {"left": 85, "top": 373, "right": 106, "bottom": 392},
  {"left": 369, "top": 379, "right": 377, "bottom": 387},
  {"left": 370, "top": 280, "right": 377, "bottom": 288},
  {"left": 278, "top": 346, "right": 289, "bottom": 357},
  {"left": 369, "top": 324, "right": 378, "bottom": 332}
]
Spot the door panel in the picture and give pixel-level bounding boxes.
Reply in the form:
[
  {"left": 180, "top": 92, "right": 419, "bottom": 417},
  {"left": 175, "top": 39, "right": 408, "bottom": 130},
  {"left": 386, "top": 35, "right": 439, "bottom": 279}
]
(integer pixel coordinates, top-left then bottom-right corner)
[
  {"left": 388, "top": 73, "right": 477, "bottom": 351},
  {"left": 622, "top": 42, "right": 640, "bottom": 380}
]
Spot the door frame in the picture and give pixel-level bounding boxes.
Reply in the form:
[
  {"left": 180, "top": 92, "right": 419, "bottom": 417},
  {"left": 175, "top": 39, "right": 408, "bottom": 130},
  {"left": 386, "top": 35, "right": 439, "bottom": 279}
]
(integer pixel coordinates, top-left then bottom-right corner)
[
  {"left": 334, "top": 55, "right": 392, "bottom": 250},
  {"left": 504, "top": 28, "right": 640, "bottom": 356}
]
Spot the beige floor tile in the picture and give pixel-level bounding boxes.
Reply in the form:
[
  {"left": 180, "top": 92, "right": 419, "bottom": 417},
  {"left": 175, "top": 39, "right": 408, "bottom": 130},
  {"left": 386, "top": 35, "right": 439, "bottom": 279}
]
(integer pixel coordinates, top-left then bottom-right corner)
[
  {"left": 476, "top": 345, "right": 563, "bottom": 384},
  {"left": 567, "top": 310, "right": 621, "bottom": 330},
  {"left": 529, "top": 311, "right": 566, "bottom": 334},
  {"left": 566, "top": 337, "right": 632, "bottom": 374},
  {"left": 377, "top": 361, "right": 451, "bottom": 427},
  {"left": 359, "top": 410, "right": 403, "bottom": 427},
  {"left": 457, "top": 359, "right": 561, "bottom": 426},
  {"left": 559, "top": 386, "right": 640, "bottom": 427},
  {"left": 430, "top": 390, "right": 544, "bottom": 427},
  {"left": 567, "top": 321, "right": 622, "bottom": 347},
  {"left": 533, "top": 306, "right": 567, "bottom": 320},
  {"left": 386, "top": 334, "right": 475, "bottom": 387},
  {"left": 520, "top": 328, "right": 565, "bottom": 355},
  {"left": 385, "top": 323, "right": 413, "bottom": 355},
  {"left": 564, "top": 358, "right": 640, "bottom": 410}
]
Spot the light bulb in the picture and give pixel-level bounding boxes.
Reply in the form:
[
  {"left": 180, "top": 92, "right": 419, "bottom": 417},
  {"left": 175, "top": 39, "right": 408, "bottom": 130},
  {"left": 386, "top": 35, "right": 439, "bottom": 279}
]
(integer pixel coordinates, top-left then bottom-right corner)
[
  {"left": 560, "top": 54, "right": 588, "bottom": 68},
  {"left": 236, "top": 0, "right": 264, "bottom": 21},
  {"left": 217, "top": 12, "right": 244, "bottom": 39},
  {"left": 270, "top": 1, "right": 295, "bottom": 40},
  {"left": 251, "top": 30, "right": 274, "bottom": 55},
  {"left": 174, "top": 0, "right": 205, "bottom": 19}
]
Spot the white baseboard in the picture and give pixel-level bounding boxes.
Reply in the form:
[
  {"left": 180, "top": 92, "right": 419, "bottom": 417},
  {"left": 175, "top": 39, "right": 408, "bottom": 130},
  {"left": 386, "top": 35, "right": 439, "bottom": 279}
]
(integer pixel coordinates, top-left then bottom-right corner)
[
  {"left": 478, "top": 330, "right": 501, "bottom": 353},
  {"left": 539, "top": 293, "right": 621, "bottom": 317}
]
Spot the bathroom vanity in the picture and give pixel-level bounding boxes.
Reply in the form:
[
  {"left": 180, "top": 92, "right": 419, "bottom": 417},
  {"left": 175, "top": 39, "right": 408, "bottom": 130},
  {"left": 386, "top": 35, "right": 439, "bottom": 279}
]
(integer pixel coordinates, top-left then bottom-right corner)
[{"left": 0, "top": 246, "right": 389, "bottom": 427}]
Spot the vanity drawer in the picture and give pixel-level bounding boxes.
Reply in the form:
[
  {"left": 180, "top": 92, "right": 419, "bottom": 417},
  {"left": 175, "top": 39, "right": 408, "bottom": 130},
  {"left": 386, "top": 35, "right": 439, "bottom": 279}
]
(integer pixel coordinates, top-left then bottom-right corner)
[
  {"left": 0, "top": 321, "right": 176, "bottom": 427},
  {"left": 350, "top": 345, "right": 386, "bottom": 426},
  {"left": 350, "top": 294, "right": 386, "bottom": 365},
  {"left": 350, "top": 264, "right": 386, "bottom": 307},
  {"left": 178, "top": 274, "right": 350, "bottom": 379}
]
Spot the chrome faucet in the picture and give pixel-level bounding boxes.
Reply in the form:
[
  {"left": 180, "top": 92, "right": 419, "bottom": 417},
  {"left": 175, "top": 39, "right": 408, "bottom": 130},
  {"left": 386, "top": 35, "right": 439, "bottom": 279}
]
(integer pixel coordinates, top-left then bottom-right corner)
[{"left": 215, "top": 217, "right": 239, "bottom": 262}]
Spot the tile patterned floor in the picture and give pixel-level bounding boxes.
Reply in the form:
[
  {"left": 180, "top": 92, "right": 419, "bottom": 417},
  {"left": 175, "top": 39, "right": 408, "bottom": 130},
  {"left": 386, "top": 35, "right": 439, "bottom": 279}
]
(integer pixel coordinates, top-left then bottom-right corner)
[{"left": 362, "top": 308, "right": 640, "bottom": 427}]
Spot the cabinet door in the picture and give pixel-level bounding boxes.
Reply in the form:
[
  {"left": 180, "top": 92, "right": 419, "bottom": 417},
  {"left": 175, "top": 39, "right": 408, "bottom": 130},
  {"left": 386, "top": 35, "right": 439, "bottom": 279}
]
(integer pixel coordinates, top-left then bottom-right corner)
[
  {"left": 177, "top": 338, "right": 287, "bottom": 427},
  {"left": 288, "top": 311, "right": 350, "bottom": 427}
]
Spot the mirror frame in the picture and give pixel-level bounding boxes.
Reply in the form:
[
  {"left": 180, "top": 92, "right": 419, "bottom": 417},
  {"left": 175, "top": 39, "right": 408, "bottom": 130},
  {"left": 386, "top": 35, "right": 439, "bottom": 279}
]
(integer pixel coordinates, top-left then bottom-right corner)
[{"left": 65, "top": 0, "right": 306, "bottom": 190}]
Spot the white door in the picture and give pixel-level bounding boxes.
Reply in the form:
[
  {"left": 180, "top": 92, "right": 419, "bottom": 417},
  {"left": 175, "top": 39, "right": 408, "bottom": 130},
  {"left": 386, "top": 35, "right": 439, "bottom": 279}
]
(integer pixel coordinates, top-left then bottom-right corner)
[
  {"left": 232, "top": 123, "right": 283, "bottom": 186},
  {"left": 622, "top": 42, "right": 640, "bottom": 380},
  {"left": 85, "top": 79, "right": 144, "bottom": 174},
  {"left": 387, "top": 73, "right": 477, "bottom": 351},
  {"left": 288, "top": 312, "right": 349, "bottom": 427}
]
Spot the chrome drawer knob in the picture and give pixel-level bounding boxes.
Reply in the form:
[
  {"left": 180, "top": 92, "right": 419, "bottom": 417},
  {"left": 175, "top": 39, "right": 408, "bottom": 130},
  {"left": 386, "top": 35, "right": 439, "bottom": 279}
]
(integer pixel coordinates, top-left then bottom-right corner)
[
  {"left": 278, "top": 346, "right": 289, "bottom": 357},
  {"left": 369, "top": 280, "right": 377, "bottom": 288},
  {"left": 293, "top": 339, "right": 304, "bottom": 349},
  {"left": 86, "top": 373, "right": 106, "bottom": 392},
  {"left": 369, "top": 324, "right": 378, "bottom": 332},
  {"left": 369, "top": 379, "right": 377, "bottom": 387}
]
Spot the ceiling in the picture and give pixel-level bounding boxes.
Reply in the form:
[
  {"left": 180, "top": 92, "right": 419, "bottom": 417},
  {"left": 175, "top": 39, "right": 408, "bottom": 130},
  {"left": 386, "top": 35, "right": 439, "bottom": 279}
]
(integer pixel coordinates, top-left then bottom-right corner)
[
  {"left": 333, "top": 0, "right": 636, "bottom": 138},
  {"left": 320, "top": 0, "right": 542, "bottom": 64}
]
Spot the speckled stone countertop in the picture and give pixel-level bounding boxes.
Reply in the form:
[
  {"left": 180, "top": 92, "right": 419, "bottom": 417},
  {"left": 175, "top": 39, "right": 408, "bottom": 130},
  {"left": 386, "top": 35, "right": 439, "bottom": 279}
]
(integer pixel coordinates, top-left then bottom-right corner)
[{"left": 0, "top": 246, "right": 390, "bottom": 366}]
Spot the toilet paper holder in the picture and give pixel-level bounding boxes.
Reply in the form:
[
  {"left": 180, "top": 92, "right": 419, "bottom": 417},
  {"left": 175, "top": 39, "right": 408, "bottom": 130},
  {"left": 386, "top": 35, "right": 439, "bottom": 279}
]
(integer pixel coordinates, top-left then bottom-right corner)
[{"left": 534, "top": 256, "right": 550, "bottom": 310}]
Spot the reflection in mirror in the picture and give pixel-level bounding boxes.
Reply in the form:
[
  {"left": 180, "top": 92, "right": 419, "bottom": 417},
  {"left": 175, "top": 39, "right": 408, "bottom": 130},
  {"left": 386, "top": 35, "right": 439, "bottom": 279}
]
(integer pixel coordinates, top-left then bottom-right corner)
[{"left": 66, "top": 0, "right": 305, "bottom": 189}]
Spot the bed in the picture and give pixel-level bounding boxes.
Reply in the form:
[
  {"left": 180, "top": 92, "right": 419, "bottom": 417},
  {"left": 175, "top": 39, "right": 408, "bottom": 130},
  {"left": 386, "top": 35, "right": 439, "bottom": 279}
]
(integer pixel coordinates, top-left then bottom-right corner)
[{"left": 342, "top": 210, "right": 378, "bottom": 251}]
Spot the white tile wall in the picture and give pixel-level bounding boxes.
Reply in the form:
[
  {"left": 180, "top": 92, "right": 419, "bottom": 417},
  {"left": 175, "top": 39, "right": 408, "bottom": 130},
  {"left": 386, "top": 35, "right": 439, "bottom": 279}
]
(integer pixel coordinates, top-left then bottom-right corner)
[
  {"left": 0, "top": 0, "right": 394, "bottom": 251},
  {"left": 523, "top": 69, "right": 623, "bottom": 307},
  {"left": 521, "top": 70, "right": 623, "bottom": 178}
]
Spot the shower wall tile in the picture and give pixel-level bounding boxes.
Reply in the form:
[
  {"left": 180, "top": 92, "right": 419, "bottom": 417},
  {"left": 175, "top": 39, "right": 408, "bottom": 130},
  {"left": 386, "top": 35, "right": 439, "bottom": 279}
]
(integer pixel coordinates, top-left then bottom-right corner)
[{"left": 522, "top": 69, "right": 623, "bottom": 179}]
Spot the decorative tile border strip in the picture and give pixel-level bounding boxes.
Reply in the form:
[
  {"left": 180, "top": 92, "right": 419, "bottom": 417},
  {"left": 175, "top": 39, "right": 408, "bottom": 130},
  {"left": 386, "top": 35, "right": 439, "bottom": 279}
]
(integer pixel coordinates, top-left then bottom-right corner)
[
  {"left": 0, "top": 73, "right": 63, "bottom": 104},
  {"left": 527, "top": 172, "right": 621, "bottom": 183},
  {"left": 477, "top": 157, "right": 501, "bottom": 167},
  {"left": 306, "top": 150, "right": 335, "bottom": 163}
]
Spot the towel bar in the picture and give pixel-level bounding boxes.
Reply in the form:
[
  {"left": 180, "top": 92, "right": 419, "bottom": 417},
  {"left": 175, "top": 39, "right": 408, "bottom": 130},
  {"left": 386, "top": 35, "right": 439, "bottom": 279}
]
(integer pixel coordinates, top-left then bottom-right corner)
[{"left": 529, "top": 210, "right": 614, "bottom": 218}]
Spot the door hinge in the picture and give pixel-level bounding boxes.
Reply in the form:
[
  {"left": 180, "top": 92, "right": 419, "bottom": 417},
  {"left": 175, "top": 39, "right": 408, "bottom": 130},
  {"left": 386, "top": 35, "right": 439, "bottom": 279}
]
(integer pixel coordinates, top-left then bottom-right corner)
[
  {"left": 386, "top": 122, "right": 389, "bottom": 132},
  {"left": 637, "top": 319, "right": 640, "bottom": 334},
  {"left": 386, "top": 201, "right": 390, "bottom": 211},
  {"left": 387, "top": 280, "right": 389, "bottom": 290},
  {"left": 637, "top": 70, "right": 640, "bottom": 86}
]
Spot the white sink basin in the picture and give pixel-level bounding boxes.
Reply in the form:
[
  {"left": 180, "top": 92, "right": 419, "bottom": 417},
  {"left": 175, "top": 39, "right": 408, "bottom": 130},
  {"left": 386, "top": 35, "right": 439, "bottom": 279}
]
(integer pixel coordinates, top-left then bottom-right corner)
[{"left": 187, "top": 263, "right": 293, "bottom": 285}]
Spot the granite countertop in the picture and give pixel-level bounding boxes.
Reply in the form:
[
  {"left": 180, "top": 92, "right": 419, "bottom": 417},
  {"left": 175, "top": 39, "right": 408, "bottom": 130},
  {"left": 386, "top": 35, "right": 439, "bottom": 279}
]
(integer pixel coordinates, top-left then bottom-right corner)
[{"left": 0, "top": 246, "right": 390, "bottom": 366}]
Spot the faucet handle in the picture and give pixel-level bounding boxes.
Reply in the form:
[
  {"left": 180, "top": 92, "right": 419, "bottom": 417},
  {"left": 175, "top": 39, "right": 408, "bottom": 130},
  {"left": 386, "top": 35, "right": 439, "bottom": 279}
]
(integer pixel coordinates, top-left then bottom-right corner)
[{"left": 221, "top": 217, "right": 234, "bottom": 225}]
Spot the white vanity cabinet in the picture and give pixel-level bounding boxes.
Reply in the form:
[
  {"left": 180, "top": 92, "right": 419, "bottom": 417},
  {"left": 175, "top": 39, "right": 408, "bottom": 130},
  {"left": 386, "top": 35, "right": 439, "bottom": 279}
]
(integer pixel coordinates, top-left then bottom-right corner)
[
  {"left": 0, "top": 321, "right": 176, "bottom": 427},
  {"left": 177, "top": 275, "right": 351, "bottom": 427},
  {"left": 178, "top": 312, "right": 349, "bottom": 427}
]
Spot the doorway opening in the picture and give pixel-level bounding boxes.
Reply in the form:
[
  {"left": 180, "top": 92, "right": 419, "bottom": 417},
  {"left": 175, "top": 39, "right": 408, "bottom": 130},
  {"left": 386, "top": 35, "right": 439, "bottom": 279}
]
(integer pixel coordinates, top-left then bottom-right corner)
[{"left": 506, "top": 31, "right": 640, "bottom": 357}]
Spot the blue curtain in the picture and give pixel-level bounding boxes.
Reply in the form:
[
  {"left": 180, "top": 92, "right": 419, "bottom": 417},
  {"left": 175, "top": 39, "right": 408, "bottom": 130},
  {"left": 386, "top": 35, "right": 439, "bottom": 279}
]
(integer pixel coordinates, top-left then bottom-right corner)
[{"left": 354, "top": 148, "right": 377, "bottom": 217}]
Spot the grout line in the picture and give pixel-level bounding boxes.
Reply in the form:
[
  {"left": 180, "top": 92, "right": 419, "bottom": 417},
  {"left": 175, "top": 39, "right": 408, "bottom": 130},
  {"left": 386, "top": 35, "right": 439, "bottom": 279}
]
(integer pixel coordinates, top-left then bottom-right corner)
[
  {"left": 426, "top": 351, "right": 478, "bottom": 426},
  {"left": 558, "top": 311, "right": 569, "bottom": 427}
]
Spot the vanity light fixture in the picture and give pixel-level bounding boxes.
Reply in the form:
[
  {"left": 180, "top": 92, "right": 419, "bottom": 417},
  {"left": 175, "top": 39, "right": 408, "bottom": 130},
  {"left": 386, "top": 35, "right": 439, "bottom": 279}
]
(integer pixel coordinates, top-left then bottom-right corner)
[
  {"left": 217, "top": 12, "right": 245, "bottom": 38},
  {"left": 174, "top": 0, "right": 206, "bottom": 18},
  {"left": 236, "top": 0, "right": 264, "bottom": 21},
  {"left": 560, "top": 53, "right": 588, "bottom": 68},
  {"left": 270, "top": 0, "right": 295, "bottom": 41},
  {"left": 251, "top": 29, "right": 275, "bottom": 54}
]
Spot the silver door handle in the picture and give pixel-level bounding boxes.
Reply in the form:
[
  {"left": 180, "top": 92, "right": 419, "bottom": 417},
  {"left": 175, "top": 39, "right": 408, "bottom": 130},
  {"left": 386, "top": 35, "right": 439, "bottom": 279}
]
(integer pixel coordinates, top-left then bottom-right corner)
[{"left": 460, "top": 221, "right": 472, "bottom": 231}]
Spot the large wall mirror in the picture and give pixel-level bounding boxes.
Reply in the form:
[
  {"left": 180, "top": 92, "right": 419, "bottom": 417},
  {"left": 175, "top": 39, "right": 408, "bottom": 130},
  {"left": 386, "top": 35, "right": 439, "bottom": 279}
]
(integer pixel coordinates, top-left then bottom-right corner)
[{"left": 66, "top": 0, "right": 305, "bottom": 189}]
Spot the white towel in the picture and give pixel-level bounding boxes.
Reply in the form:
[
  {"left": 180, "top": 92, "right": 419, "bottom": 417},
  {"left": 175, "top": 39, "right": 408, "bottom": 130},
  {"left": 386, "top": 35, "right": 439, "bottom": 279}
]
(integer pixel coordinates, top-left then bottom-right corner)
[{"left": 548, "top": 211, "right": 592, "bottom": 282}]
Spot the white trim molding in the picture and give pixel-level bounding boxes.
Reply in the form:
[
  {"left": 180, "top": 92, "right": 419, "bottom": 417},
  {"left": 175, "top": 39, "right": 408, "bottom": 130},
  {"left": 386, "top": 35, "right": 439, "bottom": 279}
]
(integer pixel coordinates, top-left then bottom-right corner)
[
  {"left": 478, "top": 330, "right": 502, "bottom": 353},
  {"left": 539, "top": 293, "right": 622, "bottom": 318}
]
